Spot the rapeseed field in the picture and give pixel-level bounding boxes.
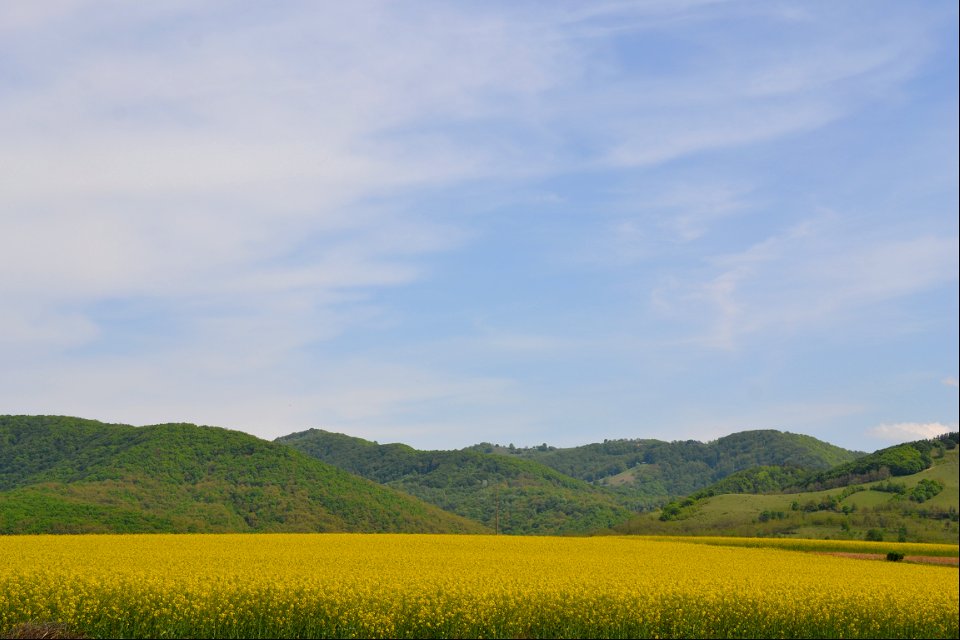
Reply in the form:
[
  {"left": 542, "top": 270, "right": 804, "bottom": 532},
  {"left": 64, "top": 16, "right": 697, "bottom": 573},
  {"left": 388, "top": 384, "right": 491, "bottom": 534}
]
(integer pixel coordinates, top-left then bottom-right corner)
[{"left": 1, "top": 534, "right": 956, "bottom": 639}]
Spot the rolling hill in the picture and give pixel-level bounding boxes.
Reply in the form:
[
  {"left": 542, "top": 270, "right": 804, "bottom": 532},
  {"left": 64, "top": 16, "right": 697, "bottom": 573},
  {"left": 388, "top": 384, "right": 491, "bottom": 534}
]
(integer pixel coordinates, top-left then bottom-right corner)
[
  {"left": 276, "top": 429, "right": 633, "bottom": 534},
  {"left": 0, "top": 415, "right": 487, "bottom": 534},
  {"left": 612, "top": 433, "right": 959, "bottom": 543},
  {"left": 476, "top": 429, "right": 862, "bottom": 508},
  {"left": 6, "top": 415, "right": 940, "bottom": 540}
]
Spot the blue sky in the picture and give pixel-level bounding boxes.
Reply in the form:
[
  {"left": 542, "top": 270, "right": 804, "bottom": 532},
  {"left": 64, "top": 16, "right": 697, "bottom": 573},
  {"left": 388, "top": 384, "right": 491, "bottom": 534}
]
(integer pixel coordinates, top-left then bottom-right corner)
[{"left": 1, "top": 1, "right": 956, "bottom": 451}]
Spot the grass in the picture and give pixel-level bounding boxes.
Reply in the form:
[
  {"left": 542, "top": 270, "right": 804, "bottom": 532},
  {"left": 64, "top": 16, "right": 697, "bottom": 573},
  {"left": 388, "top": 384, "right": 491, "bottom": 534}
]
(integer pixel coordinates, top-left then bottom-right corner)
[
  {"left": 615, "top": 449, "right": 959, "bottom": 543},
  {"left": 639, "top": 534, "right": 959, "bottom": 557}
]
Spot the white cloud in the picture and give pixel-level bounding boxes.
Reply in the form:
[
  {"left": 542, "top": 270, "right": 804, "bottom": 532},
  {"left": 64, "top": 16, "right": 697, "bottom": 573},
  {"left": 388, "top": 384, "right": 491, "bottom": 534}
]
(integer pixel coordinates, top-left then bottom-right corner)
[
  {"left": 604, "top": 101, "right": 840, "bottom": 168},
  {"left": 654, "top": 184, "right": 756, "bottom": 242},
  {"left": 943, "top": 377, "right": 959, "bottom": 389},
  {"left": 577, "top": 5, "right": 929, "bottom": 170},
  {"left": 662, "top": 402, "right": 869, "bottom": 445},
  {"left": 0, "top": 350, "right": 522, "bottom": 448},
  {"left": 0, "top": 304, "right": 100, "bottom": 353},
  {"left": 869, "top": 422, "right": 956, "bottom": 442},
  {"left": 0, "top": 2, "right": 953, "bottom": 447},
  {"left": 604, "top": 181, "right": 757, "bottom": 245},
  {"left": 0, "top": 0, "right": 96, "bottom": 31},
  {"left": 653, "top": 215, "right": 960, "bottom": 349},
  {"left": 0, "top": 2, "right": 573, "bottom": 358}
]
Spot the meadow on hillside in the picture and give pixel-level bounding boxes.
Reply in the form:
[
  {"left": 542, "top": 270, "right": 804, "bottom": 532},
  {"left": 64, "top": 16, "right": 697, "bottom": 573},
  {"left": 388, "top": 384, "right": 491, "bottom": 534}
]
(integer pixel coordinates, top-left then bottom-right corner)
[
  {"left": 616, "top": 444, "right": 960, "bottom": 543},
  {"left": 1, "top": 534, "right": 957, "bottom": 639}
]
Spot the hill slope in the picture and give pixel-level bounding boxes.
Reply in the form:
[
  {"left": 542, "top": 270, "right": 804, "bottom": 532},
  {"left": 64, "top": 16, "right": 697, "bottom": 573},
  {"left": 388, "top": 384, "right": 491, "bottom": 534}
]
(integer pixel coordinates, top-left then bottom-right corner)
[
  {"left": 488, "top": 429, "right": 862, "bottom": 508},
  {"left": 276, "top": 429, "right": 633, "bottom": 534},
  {"left": 0, "top": 415, "right": 487, "bottom": 534},
  {"left": 613, "top": 434, "right": 959, "bottom": 543}
]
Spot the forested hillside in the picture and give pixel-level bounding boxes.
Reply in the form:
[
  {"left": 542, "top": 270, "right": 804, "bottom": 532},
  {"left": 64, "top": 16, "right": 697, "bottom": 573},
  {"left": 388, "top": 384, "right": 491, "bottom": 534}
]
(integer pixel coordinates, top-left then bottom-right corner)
[
  {"left": 615, "top": 433, "right": 959, "bottom": 543},
  {"left": 795, "top": 434, "right": 958, "bottom": 490},
  {"left": 479, "top": 430, "right": 861, "bottom": 508},
  {"left": 0, "top": 416, "right": 487, "bottom": 534},
  {"left": 666, "top": 433, "right": 960, "bottom": 501},
  {"left": 276, "top": 429, "right": 632, "bottom": 534},
  {"left": 4, "top": 415, "right": 929, "bottom": 539}
]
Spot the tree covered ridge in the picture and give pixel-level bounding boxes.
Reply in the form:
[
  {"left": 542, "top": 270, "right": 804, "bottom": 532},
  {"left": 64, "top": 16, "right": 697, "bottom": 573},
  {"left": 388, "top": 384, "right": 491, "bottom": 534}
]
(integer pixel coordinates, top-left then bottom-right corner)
[
  {"left": 481, "top": 429, "right": 862, "bottom": 507},
  {"left": 0, "top": 415, "right": 487, "bottom": 535},
  {"left": 276, "top": 427, "right": 867, "bottom": 532},
  {"left": 3, "top": 415, "right": 942, "bottom": 538},
  {"left": 276, "top": 428, "right": 633, "bottom": 534},
  {"left": 656, "top": 432, "right": 959, "bottom": 522},
  {"left": 795, "top": 432, "right": 958, "bottom": 490}
]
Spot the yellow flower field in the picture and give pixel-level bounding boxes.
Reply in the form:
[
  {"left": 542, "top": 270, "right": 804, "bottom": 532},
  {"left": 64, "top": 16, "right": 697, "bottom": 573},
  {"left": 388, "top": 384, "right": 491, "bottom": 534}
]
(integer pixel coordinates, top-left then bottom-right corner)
[{"left": 0, "top": 534, "right": 957, "bottom": 639}]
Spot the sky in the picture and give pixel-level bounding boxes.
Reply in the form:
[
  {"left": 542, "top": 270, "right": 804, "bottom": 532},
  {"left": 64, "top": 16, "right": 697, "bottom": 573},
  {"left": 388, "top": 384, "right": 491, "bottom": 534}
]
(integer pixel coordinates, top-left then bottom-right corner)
[{"left": 0, "top": 1, "right": 957, "bottom": 452}]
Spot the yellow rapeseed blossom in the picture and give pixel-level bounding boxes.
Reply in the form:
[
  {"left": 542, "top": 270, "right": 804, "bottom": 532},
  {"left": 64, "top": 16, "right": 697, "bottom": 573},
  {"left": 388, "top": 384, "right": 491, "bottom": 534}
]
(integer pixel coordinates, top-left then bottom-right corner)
[{"left": 0, "top": 534, "right": 956, "bottom": 638}]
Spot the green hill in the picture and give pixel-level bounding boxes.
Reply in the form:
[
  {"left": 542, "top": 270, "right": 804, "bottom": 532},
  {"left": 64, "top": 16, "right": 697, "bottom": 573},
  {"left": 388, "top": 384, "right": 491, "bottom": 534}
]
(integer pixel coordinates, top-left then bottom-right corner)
[
  {"left": 276, "top": 429, "right": 632, "bottom": 534},
  {"left": 488, "top": 429, "right": 862, "bottom": 508},
  {"left": 4, "top": 415, "right": 925, "bottom": 539},
  {"left": 794, "top": 435, "right": 956, "bottom": 490},
  {"left": 613, "top": 434, "right": 959, "bottom": 544},
  {"left": 0, "top": 415, "right": 488, "bottom": 534}
]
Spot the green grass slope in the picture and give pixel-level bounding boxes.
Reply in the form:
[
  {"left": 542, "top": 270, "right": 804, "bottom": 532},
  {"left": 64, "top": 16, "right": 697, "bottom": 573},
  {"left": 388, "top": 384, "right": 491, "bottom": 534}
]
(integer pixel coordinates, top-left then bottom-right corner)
[
  {"left": 490, "top": 429, "right": 862, "bottom": 508},
  {"left": 277, "top": 429, "right": 633, "bottom": 534},
  {"left": 613, "top": 436, "right": 959, "bottom": 544},
  {"left": 795, "top": 436, "right": 953, "bottom": 489},
  {"left": 0, "top": 416, "right": 488, "bottom": 534}
]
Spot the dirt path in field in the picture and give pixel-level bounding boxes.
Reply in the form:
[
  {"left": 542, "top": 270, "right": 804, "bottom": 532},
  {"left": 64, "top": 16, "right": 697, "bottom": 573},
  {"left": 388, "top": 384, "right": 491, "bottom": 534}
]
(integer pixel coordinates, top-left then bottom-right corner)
[{"left": 816, "top": 552, "right": 959, "bottom": 566}]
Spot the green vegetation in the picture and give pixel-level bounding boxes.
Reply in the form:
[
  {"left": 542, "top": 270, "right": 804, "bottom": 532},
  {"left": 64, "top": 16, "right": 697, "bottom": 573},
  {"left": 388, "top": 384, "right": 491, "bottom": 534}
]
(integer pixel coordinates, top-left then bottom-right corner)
[
  {"left": 491, "top": 429, "right": 861, "bottom": 508},
  {"left": 634, "top": 534, "right": 959, "bottom": 557},
  {"left": 654, "top": 434, "right": 955, "bottom": 520},
  {"left": 3, "top": 415, "right": 956, "bottom": 543},
  {"left": 277, "top": 429, "right": 631, "bottom": 534},
  {"left": 613, "top": 436, "right": 959, "bottom": 544},
  {"left": 0, "top": 416, "right": 487, "bottom": 534},
  {"left": 909, "top": 479, "right": 944, "bottom": 503},
  {"left": 795, "top": 433, "right": 957, "bottom": 490}
]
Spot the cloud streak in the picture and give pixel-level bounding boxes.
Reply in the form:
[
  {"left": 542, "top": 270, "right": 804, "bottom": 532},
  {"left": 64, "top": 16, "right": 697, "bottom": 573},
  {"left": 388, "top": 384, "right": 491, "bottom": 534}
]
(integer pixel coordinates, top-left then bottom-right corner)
[
  {"left": 0, "top": 1, "right": 955, "bottom": 450},
  {"left": 653, "top": 216, "right": 959, "bottom": 349},
  {"left": 869, "top": 422, "right": 957, "bottom": 442}
]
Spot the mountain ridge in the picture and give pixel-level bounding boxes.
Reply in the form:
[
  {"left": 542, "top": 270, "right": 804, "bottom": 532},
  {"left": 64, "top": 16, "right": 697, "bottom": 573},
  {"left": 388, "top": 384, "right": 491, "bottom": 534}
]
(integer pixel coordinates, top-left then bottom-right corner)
[
  {"left": 6, "top": 414, "right": 931, "bottom": 539},
  {"left": 0, "top": 415, "right": 487, "bottom": 535},
  {"left": 276, "top": 426, "right": 864, "bottom": 531},
  {"left": 614, "top": 433, "right": 959, "bottom": 543},
  {"left": 275, "top": 428, "right": 633, "bottom": 534},
  {"left": 471, "top": 429, "right": 862, "bottom": 508}
]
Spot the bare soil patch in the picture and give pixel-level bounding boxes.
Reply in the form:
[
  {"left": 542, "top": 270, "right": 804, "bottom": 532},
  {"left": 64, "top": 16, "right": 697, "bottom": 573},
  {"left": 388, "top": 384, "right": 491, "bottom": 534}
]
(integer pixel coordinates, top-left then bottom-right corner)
[{"left": 1, "top": 622, "right": 86, "bottom": 639}]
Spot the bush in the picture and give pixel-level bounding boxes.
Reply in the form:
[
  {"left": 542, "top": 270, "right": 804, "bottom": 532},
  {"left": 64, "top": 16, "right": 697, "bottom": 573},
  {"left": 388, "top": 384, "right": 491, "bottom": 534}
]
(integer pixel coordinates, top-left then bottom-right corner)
[
  {"left": 758, "top": 510, "right": 786, "bottom": 522},
  {"left": 909, "top": 479, "right": 944, "bottom": 503},
  {"left": 886, "top": 552, "right": 905, "bottom": 562},
  {"left": 871, "top": 480, "right": 907, "bottom": 494},
  {"left": 865, "top": 528, "right": 884, "bottom": 542},
  {"left": 659, "top": 503, "right": 682, "bottom": 521}
]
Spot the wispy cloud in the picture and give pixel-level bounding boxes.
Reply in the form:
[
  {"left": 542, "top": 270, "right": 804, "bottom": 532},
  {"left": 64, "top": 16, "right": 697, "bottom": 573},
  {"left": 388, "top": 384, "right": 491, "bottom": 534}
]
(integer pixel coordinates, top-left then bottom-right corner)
[
  {"left": 666, "top": 402, "right": 869, "bottom": 445},
  {"left": 0, "top": 3, "right": 564, "bottom": 339},
  {"left": 869, "top": 422, "right": 956, "bottom": 442},
  {"left": 943, "top": 377, "right": 959, "bottom": 389},
  {"left": 653, "top": 215, "right": 959, "bottom": 349},
  {"left": 0, "top": 1, "right": 954, "bottom": 450},
  {"left": 653, "top": 184, "right": 756, "bottom": 242}
]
